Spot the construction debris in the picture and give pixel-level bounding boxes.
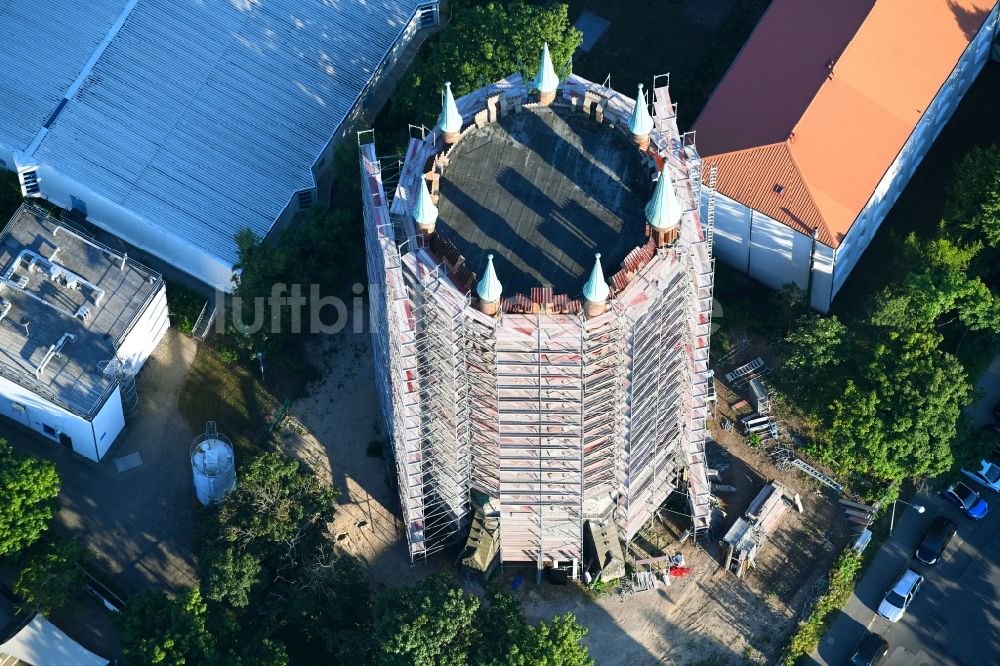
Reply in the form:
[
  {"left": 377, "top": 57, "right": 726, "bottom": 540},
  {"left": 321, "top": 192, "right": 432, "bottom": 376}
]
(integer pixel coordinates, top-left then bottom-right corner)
[{"left": 722, "top": 481, "right": 793, "bottom": 578}]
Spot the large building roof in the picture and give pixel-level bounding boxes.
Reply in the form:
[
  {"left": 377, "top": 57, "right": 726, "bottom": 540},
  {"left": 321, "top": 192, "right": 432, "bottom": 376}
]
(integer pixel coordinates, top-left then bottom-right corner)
[
  {"left": 693, "top": 0, "right": 997, "bottom": 247},
  {"left": 1, "top": 0, "right": 424, "bottom": 266},
  {"left": 0, "top": 205, "right": 162, "bottom": 417}
]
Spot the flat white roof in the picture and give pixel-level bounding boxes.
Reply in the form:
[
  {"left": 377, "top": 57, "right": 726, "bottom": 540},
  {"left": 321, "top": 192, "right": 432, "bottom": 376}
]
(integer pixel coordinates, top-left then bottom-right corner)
[{"left": 2, "top": 0, "right": 425, "bottom": 268}]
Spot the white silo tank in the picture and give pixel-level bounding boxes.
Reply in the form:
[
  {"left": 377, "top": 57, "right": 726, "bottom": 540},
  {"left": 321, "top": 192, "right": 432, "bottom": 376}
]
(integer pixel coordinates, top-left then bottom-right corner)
[{"left": 190, "top": 421, "right": 236, "bottom": 505}]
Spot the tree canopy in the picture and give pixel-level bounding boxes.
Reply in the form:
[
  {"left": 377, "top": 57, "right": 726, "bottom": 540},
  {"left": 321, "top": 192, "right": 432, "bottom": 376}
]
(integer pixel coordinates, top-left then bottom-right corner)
[
  {"left": 385, "top": 1, "right": 581, "bottom": 131},
  {"left": 116, "top": 588, "right": 287, "bottom": 666},
  {"left": 943, "top": 144, "right": 1000, "bottom": 250},
  {"left": 780, "top": 143, "right": 1000, "bottom": 492},
  {"left": 14, "top": 537, "right": 87, "bottom": 616},
  {"left": 0, "top": 439, "right": 60, "bottom": 558},
  {"left": 375, "top": 575, "right": 593, "bottom": 666}
]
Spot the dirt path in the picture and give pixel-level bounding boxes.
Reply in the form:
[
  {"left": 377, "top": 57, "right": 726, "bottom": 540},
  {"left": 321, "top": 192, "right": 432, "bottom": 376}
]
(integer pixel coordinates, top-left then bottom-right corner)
[{"left": 278, "top": 325, "right": 435, "bottom": 591}]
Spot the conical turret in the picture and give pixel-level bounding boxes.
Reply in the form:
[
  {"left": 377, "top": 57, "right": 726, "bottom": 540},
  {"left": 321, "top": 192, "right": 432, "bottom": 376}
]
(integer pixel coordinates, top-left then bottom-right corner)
[
  {"left": 628, "top": 84, "right": 654, "bottom": 149},
  {"left": 582, "top": 253, "right": 610, "bottom": 318},
  {"left": 437, "top": 82, "right": 463, "bottom": 144},
  {"left": 533, "top": 43, "right": 560, "bottom": 105},
  {"left": 412, "top": 178, "right": 438, "bottom": 236},
  {"left": 476, "top": 254, "right": 503, "bottom": 316},
  {"left": 645, "top": 163, "right": 683, "bottom": 246}
]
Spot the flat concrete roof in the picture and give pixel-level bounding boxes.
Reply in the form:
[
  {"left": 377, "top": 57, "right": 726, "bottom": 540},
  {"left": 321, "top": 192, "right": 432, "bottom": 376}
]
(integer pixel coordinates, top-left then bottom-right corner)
[
  {"left": 436, "top": 106, "right": 649, "bottom": 297},
  {"left": 0, "top": 205, "right": 162, "bottom": 417}
]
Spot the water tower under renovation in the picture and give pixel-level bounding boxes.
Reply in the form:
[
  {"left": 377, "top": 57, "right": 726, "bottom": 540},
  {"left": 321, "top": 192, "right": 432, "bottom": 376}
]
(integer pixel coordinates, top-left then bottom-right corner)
[
  {"left": 191, "top": 421, "right": 236, "bottom": 505},
  {"left": 361, "top": 46, "right": 715, "bottom": 571}
]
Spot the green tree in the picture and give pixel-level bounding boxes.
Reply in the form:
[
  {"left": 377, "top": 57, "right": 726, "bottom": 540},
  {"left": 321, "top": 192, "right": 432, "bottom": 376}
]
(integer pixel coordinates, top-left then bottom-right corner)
[
  {"left": 944, "top": 144, "right": 1000, "bottom": 248},
  {"left": 117, "top": 589, "right": 216, "bottom": 666},
  {"left": 1, "top": 169, "right": 22, "bottom": 220},
  {"left": 290, "top": 549, "right": 375, "bottom": 663},
  {"left": 812, "top": 332, "right": 969, "bottom": 483},
  {"left": 0, "top": 439, "right": 60, "bottom": 557},
  {"left": 509, "top": 613, "right": 592, "bottom": 666},
  {"left": 375, "top": 573, "right": 479, "bottom": 666},
  {"left": 198, "top": 452, "right": 338, "bottom": 608},
  {"left": 388, "top": 1, "right": 582, "bottom": 129},
  {"left": 116, "top": 588, "right": 287, "bottom": 666},
  {"left": 195, "top": 452, "right": 367, "bottom": 662},
  {"left": 14, "top": 537, "right": 87, "bottom": 615},
  {"left": 870, "top": 235, "right": 1000, "bottom": 334},
  {"left": 782, "top": 314, "right": 849, "bottom": 412}
]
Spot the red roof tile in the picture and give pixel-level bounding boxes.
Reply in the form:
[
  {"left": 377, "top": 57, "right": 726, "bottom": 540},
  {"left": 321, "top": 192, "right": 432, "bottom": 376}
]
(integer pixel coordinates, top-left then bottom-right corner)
[{"left": 694, "top": 0, "right": 997, "bottom": 248}]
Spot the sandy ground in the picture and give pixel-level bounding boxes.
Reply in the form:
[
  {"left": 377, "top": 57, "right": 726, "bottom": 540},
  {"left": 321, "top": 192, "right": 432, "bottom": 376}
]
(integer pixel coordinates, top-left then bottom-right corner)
[
  {"left": 277, "top": 321, "right": 435, "bottom": 593},
  {"left": 519, "top": 547, "right": 792, "bottom": 665}
]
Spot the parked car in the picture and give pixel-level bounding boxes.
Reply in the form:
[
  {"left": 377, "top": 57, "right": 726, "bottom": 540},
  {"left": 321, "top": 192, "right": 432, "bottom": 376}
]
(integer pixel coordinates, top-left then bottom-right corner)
[
  {"left": 914, "top": 516, "right": 957, "bottom": 565},
  {"left": 962, "top": 457, "right": 1000, "bottom": 492},
  {"left": 993, "top": 401, "right": 1000, "bottom": 422},
  {"left": 850, "top": 631, "right": 889, "bottom": 666},
  {"left": 943, "top": 482, "right": 989, "bottom": 519},
  {"left": 984, "top": 423, "right": 1000, "bottom": 438},
  {"left": 878, "top": 569, "right": 923, "bottom": 622}
]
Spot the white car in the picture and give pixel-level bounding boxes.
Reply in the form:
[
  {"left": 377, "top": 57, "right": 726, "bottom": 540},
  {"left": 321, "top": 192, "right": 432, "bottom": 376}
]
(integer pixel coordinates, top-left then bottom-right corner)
[
  {"left": 961, "top": 457, "right": 1000, "bottom": 492},
  {"left": 878, "top": 569, "right": 923, "bottom": 622}
]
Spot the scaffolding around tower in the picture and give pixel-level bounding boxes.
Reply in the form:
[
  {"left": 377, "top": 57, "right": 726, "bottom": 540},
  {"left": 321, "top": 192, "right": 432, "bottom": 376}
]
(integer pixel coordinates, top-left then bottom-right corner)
[{"left": 361, "top": 69, "right": 715, "bottom": 566}]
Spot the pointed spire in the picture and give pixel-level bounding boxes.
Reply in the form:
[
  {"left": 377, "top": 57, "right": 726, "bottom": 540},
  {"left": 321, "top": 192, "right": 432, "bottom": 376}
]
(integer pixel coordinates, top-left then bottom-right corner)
[
  {"left": 437, "top": 82, "right": 463, "bottom": 137},
  {"left": 645, "top": 163, "right": 683, "bottom": 230},
  {"left": 533, "top": 42, "right": 560, "bottom": 94},
  {"left": 627, "top": 84, "right": 654, "bottom": 137},
  {"left": 477, "top": 254, "right": 503, "bottom": 304},
  {"left": 582, "top": 253, "right": 610, "bottom": 305},
  {"left": 412, "top": 178, "right": 438, "bottom": 230}
]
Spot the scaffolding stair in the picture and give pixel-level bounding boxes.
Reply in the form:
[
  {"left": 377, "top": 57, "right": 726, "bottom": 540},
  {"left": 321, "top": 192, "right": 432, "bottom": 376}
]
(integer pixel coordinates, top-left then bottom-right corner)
[
  {"left": 790, "top": 458, "right": 844, "bottom": 494},
  {"left": 724, "top": 356, "right": 764, "bottom": 384}
]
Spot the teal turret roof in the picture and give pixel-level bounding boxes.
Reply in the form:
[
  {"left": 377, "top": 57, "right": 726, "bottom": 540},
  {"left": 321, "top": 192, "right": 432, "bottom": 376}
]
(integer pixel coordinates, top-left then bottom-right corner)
[
  {"left": 477, "top": 254, "right": 503, "bottom": 303},
  {"left": 412, "top": 178, "right": 438, "bottom": 227},
  {"left": 582, "top": 253, "right": 610, "bottom": 304},
  {"left": 533, "top": 43, "right": 560, "bottom": 93},
  {"left": 645, "top": 163, "right": 683, "bottom": 229},
  {"left": 627, "top": 84, "right": 654, "bottom": 136},
  {"left": 437, "top": 81, "right": 463, "bottom": 134}
]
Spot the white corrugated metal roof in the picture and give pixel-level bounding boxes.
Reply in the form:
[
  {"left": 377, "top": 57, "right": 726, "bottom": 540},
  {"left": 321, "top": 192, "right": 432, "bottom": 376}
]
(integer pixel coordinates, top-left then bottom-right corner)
[
  {"left": 5, "top": 0, "right": 423, "bottom": 267},
  {"left": 0, "top": 0, "right": 125, "bottom": 153}
]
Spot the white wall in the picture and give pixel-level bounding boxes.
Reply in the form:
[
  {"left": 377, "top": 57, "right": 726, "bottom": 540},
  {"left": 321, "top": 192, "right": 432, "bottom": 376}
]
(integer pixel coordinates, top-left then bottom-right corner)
[
  {"left": 116, "top": 285, "right": 169, "bottom": 371},
  {"left": 0, "top": 373, "right": 123, "bottom": 461},
  {"left": 91, "top": 386, "right": 125, "bottom": 460},
  {"left": 32, "top": 165, "right": 234, "bottom": 290},
  {"left": 711, "top": 192, "right": 751, "bottom": 271},
  {"left": 748, "top": 212, "right": 812, "bottom": 291}
]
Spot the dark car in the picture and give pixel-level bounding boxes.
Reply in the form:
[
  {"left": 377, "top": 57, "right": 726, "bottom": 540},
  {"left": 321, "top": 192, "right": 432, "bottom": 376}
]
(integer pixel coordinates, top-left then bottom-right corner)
[
  {"left": 943, "top": 482, "right": 989, "bottom": 520},
  {"left": 850, "top": 631, "right": 888, "bottom": 666},
  {"left": 914, "top": 516, "right": 957, "bottom": 565}
]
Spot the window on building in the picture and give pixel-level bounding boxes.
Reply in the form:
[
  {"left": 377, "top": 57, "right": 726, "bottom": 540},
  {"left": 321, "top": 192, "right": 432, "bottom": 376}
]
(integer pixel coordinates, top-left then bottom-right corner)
[{"left": 418, "top": 4, "right": 438, "bottom": 28}]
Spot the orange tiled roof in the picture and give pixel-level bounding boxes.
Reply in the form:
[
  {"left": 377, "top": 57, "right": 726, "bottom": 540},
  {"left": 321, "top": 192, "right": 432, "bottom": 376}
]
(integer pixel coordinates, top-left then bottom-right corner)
[{"left": 694, "top": 0, "right": 997, "bottom": 248}]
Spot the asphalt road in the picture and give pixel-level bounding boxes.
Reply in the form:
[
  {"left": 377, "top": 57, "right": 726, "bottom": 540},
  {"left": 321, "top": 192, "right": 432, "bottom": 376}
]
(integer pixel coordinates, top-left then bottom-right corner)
[{"left": 811, "top": 355, "right": 1000, "bottom": 666}]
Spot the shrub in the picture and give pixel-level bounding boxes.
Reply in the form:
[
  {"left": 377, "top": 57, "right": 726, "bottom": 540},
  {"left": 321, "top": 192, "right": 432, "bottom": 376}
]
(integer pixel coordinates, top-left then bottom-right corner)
[
  {"left": 783, "top": 548, "right": 863, "bottom": 665},
  {"left": 166, "top": 281, "right": 208, "bottom": 335}
]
